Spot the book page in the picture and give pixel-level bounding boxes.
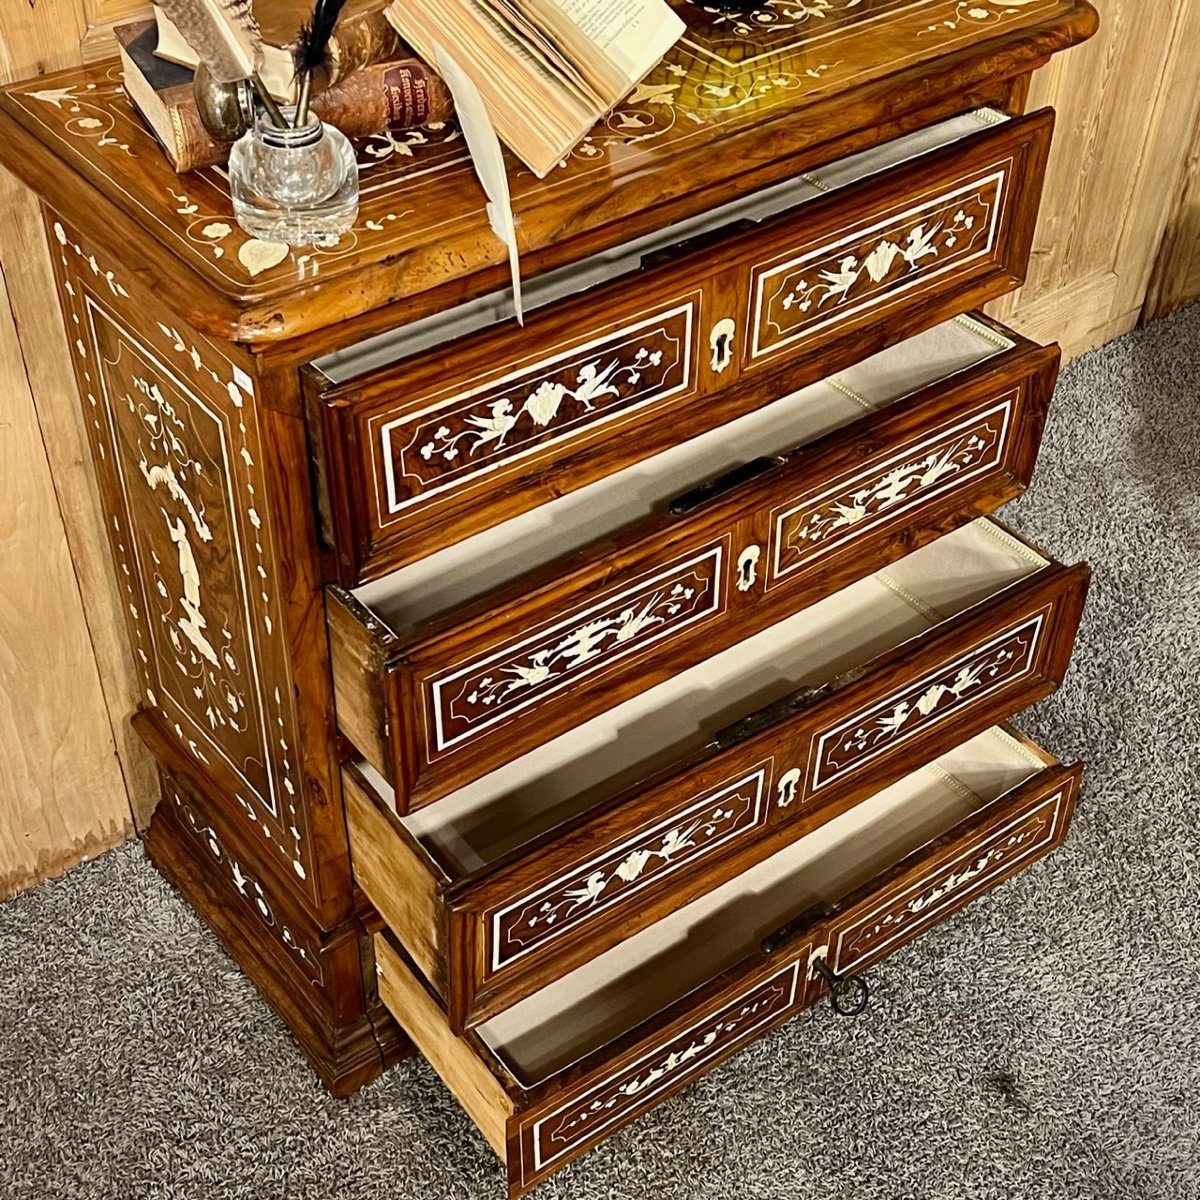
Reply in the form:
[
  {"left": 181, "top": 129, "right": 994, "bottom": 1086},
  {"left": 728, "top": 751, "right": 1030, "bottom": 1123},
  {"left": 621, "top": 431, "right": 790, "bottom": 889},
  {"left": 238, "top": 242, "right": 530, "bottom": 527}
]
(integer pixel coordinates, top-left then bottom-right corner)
[
  {"left": 388, "top": 0, "right": 606, "bottom": 173},
  {"left": 483, "top": 0, "right": 606, "bottom": 109},
  {"left": 522, "top": 0, "right": 684, "bottom": 100}
]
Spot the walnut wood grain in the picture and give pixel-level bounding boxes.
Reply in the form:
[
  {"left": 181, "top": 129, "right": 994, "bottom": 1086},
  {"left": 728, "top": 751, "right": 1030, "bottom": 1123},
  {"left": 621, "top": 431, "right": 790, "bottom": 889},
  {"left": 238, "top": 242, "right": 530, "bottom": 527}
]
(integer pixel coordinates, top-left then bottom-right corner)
[
  {"left": 331, "top": 320, "right": 1061, "bottom": 811},
  {"left": 372, "top": 746, "right": 1079, "bottom": 1196},
  {"left": 0, "top": 3, "right": 1097, "bottom": 353}
]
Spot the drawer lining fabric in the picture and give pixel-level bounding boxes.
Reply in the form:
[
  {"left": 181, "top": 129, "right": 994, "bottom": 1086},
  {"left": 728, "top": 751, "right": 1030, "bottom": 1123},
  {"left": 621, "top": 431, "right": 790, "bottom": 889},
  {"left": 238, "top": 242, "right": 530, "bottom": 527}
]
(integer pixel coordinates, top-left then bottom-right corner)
[{"left": 476, "top": 725, "right": 1049, "bottom": 1084}]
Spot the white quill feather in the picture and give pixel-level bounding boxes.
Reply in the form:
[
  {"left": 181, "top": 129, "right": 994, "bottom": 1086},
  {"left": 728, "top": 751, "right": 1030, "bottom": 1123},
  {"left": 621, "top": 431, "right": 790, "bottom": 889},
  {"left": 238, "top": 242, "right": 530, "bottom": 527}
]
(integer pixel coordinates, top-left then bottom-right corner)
[{"left": 157, "top": 0, "right": 264, "bottom": 84}]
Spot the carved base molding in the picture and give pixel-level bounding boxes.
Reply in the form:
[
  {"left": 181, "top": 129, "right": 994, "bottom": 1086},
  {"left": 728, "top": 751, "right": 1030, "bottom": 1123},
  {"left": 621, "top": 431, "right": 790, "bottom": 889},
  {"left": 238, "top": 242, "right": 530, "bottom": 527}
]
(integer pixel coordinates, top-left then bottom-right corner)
[{"left": 143, "top": 756, "right": 412, "bottom": 1097}]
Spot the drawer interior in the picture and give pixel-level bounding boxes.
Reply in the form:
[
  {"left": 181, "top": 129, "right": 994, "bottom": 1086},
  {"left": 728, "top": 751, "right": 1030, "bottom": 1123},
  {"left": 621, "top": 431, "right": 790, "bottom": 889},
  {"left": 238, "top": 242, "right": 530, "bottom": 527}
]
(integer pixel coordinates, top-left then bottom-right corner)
[
  {"left": 362, "top": 517, "right": 1050, "bottom": 880},
  {"left": 477, "top": 725, "right": 1055, "bottom": 1085},
  {"left": 315, "top": 110, "right": 1010, "bottom": 383},
  {"left": 353, "top": 314, "right": 1017, "bottom": 632}
]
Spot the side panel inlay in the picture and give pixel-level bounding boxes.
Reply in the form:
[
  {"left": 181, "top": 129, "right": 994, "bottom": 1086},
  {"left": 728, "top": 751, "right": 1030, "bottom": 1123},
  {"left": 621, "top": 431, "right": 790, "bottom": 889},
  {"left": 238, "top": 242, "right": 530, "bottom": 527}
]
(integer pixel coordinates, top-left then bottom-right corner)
[
  {"left": 169, "top": 787, "right": 324, "bottom": 985},
  {"left": 51, "top": 216, "right": 317, "bottom": 894}
]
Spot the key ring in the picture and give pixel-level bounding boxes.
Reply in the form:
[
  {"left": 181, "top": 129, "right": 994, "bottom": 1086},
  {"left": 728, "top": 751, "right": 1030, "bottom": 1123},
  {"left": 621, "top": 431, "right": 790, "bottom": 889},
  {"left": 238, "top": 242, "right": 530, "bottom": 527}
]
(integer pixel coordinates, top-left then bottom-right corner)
[{"left": 811, "top": 957, "right": 870, "bottom": 1017}]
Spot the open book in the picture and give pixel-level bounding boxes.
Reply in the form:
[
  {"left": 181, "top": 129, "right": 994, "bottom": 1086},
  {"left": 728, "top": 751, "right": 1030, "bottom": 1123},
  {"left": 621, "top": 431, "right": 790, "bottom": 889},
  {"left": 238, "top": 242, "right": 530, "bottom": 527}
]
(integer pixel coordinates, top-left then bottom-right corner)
[{"left": 385, "top": 0, "right": 684, "bottom": 177}]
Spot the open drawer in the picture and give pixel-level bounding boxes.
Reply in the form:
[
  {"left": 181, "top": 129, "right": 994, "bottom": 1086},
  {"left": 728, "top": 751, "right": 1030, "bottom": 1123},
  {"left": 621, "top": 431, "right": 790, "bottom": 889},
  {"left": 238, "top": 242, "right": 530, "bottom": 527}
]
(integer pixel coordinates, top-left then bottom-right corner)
[
  {"left": 309, "top": 108, "right": 1053, "bottom": 582},
  {"left": 373, "top": 726, "right": 1081, "bottom": 1198},
  {"left": 347, "top": 517, "right": 1088, "bottom": 1032},
  {"left": 329, "top": 315, "right": 1060, "bottom": 811}
]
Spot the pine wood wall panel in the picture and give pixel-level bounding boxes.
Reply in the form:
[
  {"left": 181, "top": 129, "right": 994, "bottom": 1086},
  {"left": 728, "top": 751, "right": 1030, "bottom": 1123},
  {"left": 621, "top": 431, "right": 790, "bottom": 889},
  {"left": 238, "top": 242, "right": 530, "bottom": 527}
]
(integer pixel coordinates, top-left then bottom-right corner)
[
  {"left": 0, "top": 0, "right": 151, "bottom": 900},
  {"left": 989, "top": 0, "right": 1200, "bottom": 357},
  {"left": 1144, "top": 97, "right": 1200, "bottom": 321}
]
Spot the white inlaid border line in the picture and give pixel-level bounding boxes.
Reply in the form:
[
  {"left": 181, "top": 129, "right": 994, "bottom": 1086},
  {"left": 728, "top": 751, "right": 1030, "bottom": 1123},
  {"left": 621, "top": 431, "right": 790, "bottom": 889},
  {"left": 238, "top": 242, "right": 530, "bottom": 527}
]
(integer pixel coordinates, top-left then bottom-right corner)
[
  {"left": 426, "top": 541, "right": 728, "bottom": 755},
  {"left": 528, "top": 960, "right": 802, "bottom": 1173},
  {"left": 87, "top": 298, "right": 279, "bottom": 819},
  {"left": 832, "top": 788, "right": 1067, "bottom": 972},
  {"left": 768, "top": 394, "right": 1015, "bottom": 584},
  {"left": 809, "top": 608, "right": 1048, "bottom": 791},
  {"left": 488, "top": 763, "right": 771, "bottom": 972},
  {"left": 749, "top": 163, "right": 1012, "bottom": 359},
  {"left": 371, "top": 299, "right": 697, "bottom": 522}
]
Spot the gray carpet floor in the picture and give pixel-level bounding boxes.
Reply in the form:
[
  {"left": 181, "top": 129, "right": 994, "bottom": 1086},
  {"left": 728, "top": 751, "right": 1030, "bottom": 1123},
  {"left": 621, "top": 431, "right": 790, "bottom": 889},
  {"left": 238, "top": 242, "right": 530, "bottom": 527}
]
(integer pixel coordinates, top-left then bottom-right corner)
[{"left": 3, "top": 304, "right": 1199, "bottom": 1200}]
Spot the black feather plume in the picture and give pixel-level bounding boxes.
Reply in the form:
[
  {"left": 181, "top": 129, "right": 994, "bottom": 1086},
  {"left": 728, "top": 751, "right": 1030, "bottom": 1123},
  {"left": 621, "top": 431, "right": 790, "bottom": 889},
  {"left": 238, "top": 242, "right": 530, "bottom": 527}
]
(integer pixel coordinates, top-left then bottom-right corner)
[{"left": 292, "top": 0, "right": 349, "bottom": 123}]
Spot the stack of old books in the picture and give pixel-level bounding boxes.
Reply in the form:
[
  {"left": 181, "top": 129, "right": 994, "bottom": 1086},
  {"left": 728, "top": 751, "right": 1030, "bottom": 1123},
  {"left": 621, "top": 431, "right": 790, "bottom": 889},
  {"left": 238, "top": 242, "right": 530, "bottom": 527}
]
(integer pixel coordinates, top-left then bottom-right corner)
[
  {"left": 118, "top": 1, "right": 412, "bottom": 170},
  {"left": 120, "top": 0, "right": 684, "bottom": 176}
]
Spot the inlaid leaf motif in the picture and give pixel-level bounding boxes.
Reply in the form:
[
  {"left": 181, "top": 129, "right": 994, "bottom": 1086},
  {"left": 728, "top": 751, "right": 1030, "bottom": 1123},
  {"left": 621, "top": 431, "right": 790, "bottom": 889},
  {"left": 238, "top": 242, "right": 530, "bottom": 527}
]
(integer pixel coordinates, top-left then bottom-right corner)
[
  {"left": 814, "top": 617, "right": 1042, "bottom": 787},
  {"left": 493, "top": 770, "right": 765, "bottom": 966},
  {"left": 784, "top": 418, "right": 1003, "bottom": 550},
  {"left": 442, "top": 559, "right": 717, "bottom": 740},
  {"left": 776, "top": 203, "right": 983, "bottom": 317},
  {"left": 404, "top": 338, "right": 682, "bottom": 487},
  {"left": 537, "top": 974, "right": 795, "bottom": 1154}
]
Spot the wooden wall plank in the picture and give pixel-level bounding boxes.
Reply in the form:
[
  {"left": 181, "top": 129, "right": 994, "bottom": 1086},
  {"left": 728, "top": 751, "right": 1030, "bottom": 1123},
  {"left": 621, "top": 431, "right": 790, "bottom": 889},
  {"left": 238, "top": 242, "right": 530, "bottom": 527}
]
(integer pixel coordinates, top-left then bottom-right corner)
[
  {"left": 990, "top": 0, "right": 1200, "bottom": 357},
  {"left": 1144, "top": 55, "right": 1200, "bottom": 320},
  {"left": 0, "top": 201, "right": 134, "bottom": 899},
  {"left": 0, "top": 0, "right": 147, "bottom": 899}
]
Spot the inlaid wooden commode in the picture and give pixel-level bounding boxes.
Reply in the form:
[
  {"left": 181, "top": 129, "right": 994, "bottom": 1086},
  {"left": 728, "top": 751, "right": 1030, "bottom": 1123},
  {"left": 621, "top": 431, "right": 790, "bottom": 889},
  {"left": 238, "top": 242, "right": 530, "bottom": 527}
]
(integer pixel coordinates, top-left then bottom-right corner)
[{"left": 0, "top": 2, "right": 1098, "bottom": 1193}]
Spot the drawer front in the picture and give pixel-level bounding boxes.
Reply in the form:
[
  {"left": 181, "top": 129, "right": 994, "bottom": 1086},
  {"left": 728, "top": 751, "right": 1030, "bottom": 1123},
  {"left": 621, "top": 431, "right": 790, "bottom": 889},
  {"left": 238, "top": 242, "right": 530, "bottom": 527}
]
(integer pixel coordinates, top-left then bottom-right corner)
[
  {"left": 749, "top": 142, "right": 1017, "bottom": 366},
  {"left": 822, "top": 763, "right": 1080, "bottom": 980},
  {"left": 510, "top": 953, "right": 815, "bottom": 1193},
  {"left": 440, "top": 556, "right": 1088, "bottom": 1030},
  {"left": 312, "top": 112, "right": 1053, "bottom": 585},
  {"left": 374, "top": 753, "right": 1078, "bottom": 1198},
  {"left": 330, "top": 330, "right": 1059, "bottom": 808},
  {"left": 511, "top": 760, "right": 1079, "bottom": 1195}
]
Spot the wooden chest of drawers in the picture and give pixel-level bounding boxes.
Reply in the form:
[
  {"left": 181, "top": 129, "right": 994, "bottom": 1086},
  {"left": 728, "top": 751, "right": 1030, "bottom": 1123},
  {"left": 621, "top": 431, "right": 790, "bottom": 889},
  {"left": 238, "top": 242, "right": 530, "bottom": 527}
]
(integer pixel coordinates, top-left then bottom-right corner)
[{"left": 0, "top": 1, "right": 1098, "bottom": 1192}]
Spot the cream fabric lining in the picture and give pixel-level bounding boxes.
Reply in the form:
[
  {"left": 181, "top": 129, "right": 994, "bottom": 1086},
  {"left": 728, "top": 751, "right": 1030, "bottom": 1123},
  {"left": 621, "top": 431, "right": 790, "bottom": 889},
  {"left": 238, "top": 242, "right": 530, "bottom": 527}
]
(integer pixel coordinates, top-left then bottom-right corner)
[
  {"left": 384, "top": 518, "right": 1049, "bottom": 881},
  {"left": 317, "top": 110, "right": 1009, "bottom": 383},
  {"left": 355, "top": 315, "right": 1016, "bottom": 631},
  {"left": 477, "top": 726, "right": 1051, "bottom": 1085}
]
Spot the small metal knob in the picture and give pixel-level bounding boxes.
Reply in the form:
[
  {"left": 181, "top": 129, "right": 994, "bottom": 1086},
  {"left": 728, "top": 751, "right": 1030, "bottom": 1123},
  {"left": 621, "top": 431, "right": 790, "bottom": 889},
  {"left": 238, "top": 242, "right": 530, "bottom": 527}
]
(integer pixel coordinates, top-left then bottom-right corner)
[{"left": 811, "top": 957, "right": 870, "bottom": 1017}]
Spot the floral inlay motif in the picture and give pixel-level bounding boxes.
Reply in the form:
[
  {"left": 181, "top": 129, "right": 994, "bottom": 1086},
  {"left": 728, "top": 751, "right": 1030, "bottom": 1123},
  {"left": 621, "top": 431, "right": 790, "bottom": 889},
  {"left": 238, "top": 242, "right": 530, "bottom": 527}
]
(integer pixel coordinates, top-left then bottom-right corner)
[
  {"left": 54, "top": 219, "right": 312, "bottom": 890},
  {"left": 30, "top": 82, "right": 133, "bottom": 155},
  {"left": 777, "top": 404, "right": 1010, "bottom": 565},
  {"left": 417, "top": 349, "right": 664, "bottom": 462},
  {"left": 492, "top": 768, "right": 767, "bottom": 968},
  {"left": 19, "top": 8, "right": 1057, "bottom": 299},
  {"left": 924, "top": 0, "right": 1046, "bottom": 33},
  {"left": 778, "top": 209, "right": 981, "bottom": 317},
  {"left": 384, "top": 306, "right": 691, "bottom": 514},
  {"left": 835, "top": 790, "right": 1065, "bottom": 967},
  {"left": 172, "top": 791, "right": 323, "bottom": 985},
  {"left": 533, "top": 965, "right": 799, "bottom": 1165},
  {"left": 755, "top": 174, "right": 1002, "bottom": 356},
  {"left": 812, "top": 613, "right": 1045, "bottom": 789},
  {"left": 431, "top": 547, "right": 723, "bottom": 752},
  {"left": 699, "top": 0, "right": 862, "bottom": 35}
]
